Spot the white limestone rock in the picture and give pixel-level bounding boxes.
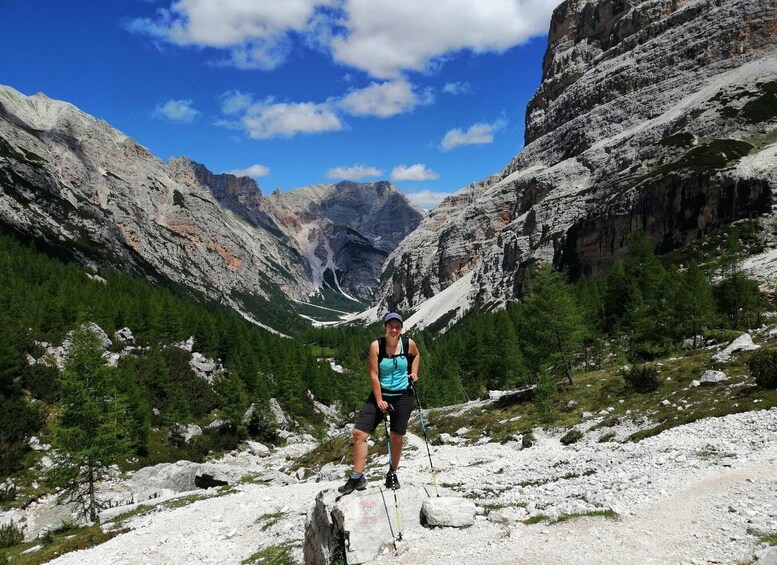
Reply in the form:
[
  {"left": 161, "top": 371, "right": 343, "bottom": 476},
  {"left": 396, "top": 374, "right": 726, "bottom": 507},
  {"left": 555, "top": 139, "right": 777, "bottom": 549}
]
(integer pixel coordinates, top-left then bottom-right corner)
[
  {"left": 712, "top": 333, "right": 760, "bottom": 362},
  {"left": 245, "top": 441, "right": 270, "bottom": 457},
  {"left": 700, "top": 370, "right": 728, "bottom": 384},
  {"left": 113, "top": 327, "right": 134, "bottom": 344},
  {"left": 421, "top": 497, "right": 476, "bottom": 528}
]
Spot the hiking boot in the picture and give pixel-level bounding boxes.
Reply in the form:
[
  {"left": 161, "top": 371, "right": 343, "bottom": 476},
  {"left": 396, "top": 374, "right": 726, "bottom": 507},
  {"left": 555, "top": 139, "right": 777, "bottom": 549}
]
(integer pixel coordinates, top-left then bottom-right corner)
[
  {"left": 386, "top": 469, "right": 400, "bottom": 490},
  {"left": 338, "top": 474, "right": 367, "bottom": 494}
]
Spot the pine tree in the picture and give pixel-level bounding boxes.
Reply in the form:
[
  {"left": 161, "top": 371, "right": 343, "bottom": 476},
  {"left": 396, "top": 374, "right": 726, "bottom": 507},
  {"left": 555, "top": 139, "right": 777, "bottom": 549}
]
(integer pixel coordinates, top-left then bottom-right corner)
[
  {"left": 517, "top": 264, "right": 584, "bottom": 385},
  {"left": 674, "top": 262, "right": 716, "bottom": 348},
  {"left": 716, "top": 230, "right": 761, "bottom": 329},
  {"left": 48, "top": 325, "right": 133, "bottom": 522}
]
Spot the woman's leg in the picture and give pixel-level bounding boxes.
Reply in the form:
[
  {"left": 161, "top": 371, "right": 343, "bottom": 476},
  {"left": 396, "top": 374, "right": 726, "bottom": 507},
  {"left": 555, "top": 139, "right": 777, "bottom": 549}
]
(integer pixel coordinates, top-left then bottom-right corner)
[
  {"left": 388, "top": 432, "right": 403, "bottom": 470},
  {"left": 352, "top": 428, "right": 370, "bottom": 473}
]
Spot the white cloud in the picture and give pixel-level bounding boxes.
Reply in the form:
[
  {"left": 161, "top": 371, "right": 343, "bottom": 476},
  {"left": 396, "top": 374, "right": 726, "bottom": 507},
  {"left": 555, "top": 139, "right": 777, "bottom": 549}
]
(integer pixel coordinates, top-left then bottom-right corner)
[
  {"left": 154, "top": 99, "right": 200, "bottom": 122},
  {"left": 220, "top": 90, "right": 253, "bottom": 114},
  {"left": 326, "top": 165, "right": 383, "bottom": 180},
  {"left": 129, "top": 0, "right": 556, "bottom": 77},
  {"left": 242, "top": 100, "right": 343, "bottom": 138},
  {"left": 128, "top": 0, "right": 337, "bottom": 70},
  {"left": 443, "top": 81, "right": 471, "bottom": 95},
  {"left": 330, "top": 0, "right": 558, "bottom": 78},
  {"left": 339, "top": 79, "right": 433, "bottom": 118},
  {"left": 440, "top": 117, "right": 507, "bottom": 151},
  {"left": 390, "top": 163, "right": 439, "bottom": 182},
  {"left": 403, "top": 189, "right": 451, "bottom": 210},
  {"left": 227, "top": 164, "right": 271, "bottom": 178}
]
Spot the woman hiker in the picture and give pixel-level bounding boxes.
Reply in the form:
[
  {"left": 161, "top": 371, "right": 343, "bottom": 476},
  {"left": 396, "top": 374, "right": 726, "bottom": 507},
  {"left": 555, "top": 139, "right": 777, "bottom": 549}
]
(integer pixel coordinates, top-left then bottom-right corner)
[{"left": 338, "top": 312, "right": 420, "bottom": 494}]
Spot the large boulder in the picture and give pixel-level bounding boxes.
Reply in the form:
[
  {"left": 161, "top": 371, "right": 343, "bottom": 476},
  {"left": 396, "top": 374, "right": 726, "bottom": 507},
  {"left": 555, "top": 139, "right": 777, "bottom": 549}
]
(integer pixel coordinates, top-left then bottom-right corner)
[
  {"left": 304, "top": 485, "right": 429, "bottom": 565},
  {"left": 712, "top": 333, "right": 760, "bottom": 362},
  {"left": 421, "top": 497, "right": 476, "bottom": 527}
]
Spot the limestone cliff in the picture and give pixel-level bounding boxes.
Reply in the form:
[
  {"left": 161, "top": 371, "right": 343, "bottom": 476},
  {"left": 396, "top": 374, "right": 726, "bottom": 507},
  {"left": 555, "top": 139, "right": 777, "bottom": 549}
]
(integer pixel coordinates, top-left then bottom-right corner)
[
  {"left": 0, "top": 86, "right": 421, "bottom": 330},
  {"left": 375, "top": 0, "right": 777, "bottom": 326}
]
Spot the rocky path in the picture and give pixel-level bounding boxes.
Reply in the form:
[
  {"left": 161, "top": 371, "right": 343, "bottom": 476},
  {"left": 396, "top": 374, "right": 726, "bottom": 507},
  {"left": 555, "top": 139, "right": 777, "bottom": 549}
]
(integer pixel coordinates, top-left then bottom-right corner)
[{"left": 46, "top": 408, "right": 777, "bottom": 565}]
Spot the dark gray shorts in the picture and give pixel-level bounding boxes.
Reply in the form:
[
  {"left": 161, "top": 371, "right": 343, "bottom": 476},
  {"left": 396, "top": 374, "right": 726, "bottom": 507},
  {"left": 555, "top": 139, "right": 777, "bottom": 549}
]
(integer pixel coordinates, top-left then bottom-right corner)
[{"left": 354, "top": 391, "right": 414, "bottom": 436}]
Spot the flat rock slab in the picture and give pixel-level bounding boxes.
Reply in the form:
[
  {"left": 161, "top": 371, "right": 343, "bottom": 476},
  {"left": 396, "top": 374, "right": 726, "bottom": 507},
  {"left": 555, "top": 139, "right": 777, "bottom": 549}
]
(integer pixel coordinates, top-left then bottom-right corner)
[
  {"left": 305, "top": 485, "right": 429, "bottom": 565},
  {"left": 421, "top": 496, "right": 476, "bottom": 527}
]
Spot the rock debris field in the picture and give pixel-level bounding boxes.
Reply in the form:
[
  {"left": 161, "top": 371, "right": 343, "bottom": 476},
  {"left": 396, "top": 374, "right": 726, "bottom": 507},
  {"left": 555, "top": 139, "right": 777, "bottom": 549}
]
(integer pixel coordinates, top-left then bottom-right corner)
[{"left": 35, "top": 407, "right": 777, "bottom": 565}]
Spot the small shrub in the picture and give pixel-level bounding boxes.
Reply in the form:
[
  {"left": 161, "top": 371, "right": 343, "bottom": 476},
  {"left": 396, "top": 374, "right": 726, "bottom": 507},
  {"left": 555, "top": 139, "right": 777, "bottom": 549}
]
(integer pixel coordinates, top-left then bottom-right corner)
[
  {"left": 622, "top": 365, "right": 660, "bottom": 393},
  {"left": 747, "top": 350, "right": 777, "bottom": 389},
  {"left": 53, "top": 519, "right": 78, "bottom": 534},
  {"left": 0, "top": 482, "right": 16, "bottom": 503},
  {"left": 598, "top": 431, "right": 616, "bottom": 443},
  {"left": 560, "top": 429, "right": 584, "bottom": 445},
  {"left": 0, "top": 522, "right": 23, "bottom": 549},
  {"left": 41, "top": 530, "right": 55, "bottom": 546}
]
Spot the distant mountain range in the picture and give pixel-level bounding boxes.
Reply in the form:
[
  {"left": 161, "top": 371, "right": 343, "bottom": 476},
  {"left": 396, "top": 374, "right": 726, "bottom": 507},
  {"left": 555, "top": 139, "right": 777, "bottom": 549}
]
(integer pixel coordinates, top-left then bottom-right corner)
[
  {"left": 2, "top": 0, "right": 776, "bottom": 335},
  {"left": 375, "top": 0, "right": 777, "bottom": 330},
  {"left": 0, "top": 85, "right": 422, "bottom": 333}
]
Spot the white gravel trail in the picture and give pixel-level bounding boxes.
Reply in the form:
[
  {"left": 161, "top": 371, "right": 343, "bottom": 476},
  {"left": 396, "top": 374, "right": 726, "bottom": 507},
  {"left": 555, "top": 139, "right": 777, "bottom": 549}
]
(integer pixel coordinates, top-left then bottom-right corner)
[{"left": 47, "top": 408, "right": 777, "bottom": 565}]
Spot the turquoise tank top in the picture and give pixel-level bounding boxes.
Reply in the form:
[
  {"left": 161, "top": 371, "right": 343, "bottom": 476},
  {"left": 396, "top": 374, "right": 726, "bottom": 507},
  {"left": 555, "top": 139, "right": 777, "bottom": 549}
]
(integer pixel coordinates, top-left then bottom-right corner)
[{"left": 378, "top": 338, "right": 409, "bottom": 395}]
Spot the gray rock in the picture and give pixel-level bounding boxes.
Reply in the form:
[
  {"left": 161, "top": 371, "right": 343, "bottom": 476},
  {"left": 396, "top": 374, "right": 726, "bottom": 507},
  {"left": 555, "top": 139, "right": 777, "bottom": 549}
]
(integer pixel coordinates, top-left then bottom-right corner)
[
  {"left": 113, "top": 327, "right": 134, "bottom": 344},
  {"left": 245, "top": 441, "right": 270, "bottom": 457},
  {"left": 317, "top": 463, "right": 342, "bottom": 482},
  {"left": 712, "top": 333, "right": 760, "bottom": 363},
  {"left": 755, "top": 547, "right": 777, "bottom": 565},
  {"left": 421, "top": 497, "right": 476, "bottom": 527},
  {"left": 304, "top": 486, "right": 426, "bottom": 565},
  {"left": 700, "top": 370, "right": 728, "bottom": 384},
  {"left": 270, "top": 398, "right": 291, "bottom": 429}
]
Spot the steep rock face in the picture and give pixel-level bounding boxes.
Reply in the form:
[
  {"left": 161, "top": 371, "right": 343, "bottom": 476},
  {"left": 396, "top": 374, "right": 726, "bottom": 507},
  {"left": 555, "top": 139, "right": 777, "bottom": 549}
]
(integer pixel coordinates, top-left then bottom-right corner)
[
  {"left": 268, "top": 181, "right": 423, "bottom": 300},
  {"left": 168, "top": 157, "right": 289, "bottom": 241},
  {"left": 0, "top": 85, "right": 422, "bottom": 328},
  {"left": 0, "top": 85, "right": 314, "bottom": 331},
  {"left": 375, "top": 0, "right": 777, "bottom": 323}
]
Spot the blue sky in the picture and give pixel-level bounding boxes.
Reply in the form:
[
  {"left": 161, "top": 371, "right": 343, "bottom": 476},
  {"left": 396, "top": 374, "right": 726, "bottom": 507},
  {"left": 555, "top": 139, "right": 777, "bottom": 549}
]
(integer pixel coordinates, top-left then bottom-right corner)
[{"left": 0, "top": 0, "right": 557, "bottom": 209}]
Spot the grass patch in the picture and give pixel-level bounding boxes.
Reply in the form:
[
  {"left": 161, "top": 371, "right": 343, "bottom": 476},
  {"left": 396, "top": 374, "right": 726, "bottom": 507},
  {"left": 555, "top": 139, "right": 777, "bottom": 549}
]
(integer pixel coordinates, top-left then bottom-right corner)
[
  {"left": 257, "top": 512, "right": 284, "bottom": 531},
  {"left": 759, "top": 532, "right": 777, "bottom": 545},
  {"left": 523, "top": 514, "right": 550, "bottom": 525},
  {"left": 0, "top": 524, "right": 127, "bottom": 565},
  {"left": 289, "top": 435, "right": 352, "bottom": 471},
  {"left": 554, "top": 509, "right": 618, "bottom": 523},
  {"left": 241, "top": 544, "right": 295, "bottom": 565}
]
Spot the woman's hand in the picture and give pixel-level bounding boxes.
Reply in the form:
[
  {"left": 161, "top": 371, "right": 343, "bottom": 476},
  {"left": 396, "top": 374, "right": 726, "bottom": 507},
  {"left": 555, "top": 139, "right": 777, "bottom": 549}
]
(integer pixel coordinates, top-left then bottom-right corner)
[
  {"left": 408, "top": 373, "right": 418, "bottom": 383},
  {"left": 377, "top": 399, "right": 389, "bottom": 413}
]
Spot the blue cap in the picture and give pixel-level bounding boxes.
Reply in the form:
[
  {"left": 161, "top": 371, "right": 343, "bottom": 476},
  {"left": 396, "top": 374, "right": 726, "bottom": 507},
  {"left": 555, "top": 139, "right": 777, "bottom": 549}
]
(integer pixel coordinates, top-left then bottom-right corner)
[{"left": 384, "top": 312, "right": 403, "bottom": 325}]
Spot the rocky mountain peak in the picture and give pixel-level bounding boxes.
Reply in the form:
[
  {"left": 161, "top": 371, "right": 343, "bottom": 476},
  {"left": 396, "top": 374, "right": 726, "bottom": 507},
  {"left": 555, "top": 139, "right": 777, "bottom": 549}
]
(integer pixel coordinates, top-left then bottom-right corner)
[
  {"left": 375, "top": 0, "right": 777, "bottom": 329},
  {"left": 0, "top": 84, "right": 423, "bottom": 328}
]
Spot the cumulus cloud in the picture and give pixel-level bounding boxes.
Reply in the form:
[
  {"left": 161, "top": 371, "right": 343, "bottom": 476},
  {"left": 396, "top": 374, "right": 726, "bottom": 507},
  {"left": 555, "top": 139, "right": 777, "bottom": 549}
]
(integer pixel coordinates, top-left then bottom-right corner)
[
  {"left": 330, "top": 0, "right": 558, "bottom": 78},
  {"left": 227, "top": 164, "right": 271, "bottom": 178},
  {"left": 339, "top": 79, "right": 433, "bottom": 118},
  {"left": 220, "top": 90, "right": 253, "bottom": 114},
  {"left": 242, "top": 100, "right": 343, "bottom": 138},
  {"left": 443, "top": 81, "right": 471, "bottom": 95},
  {"left": 403, "top": 189, "right": 451, "bottom": 210},
  {"left": 326, "top": 164, "right": 383, "bottom": 180},
  {"left": 128, "top": 0, "right": 337, "bottom": 69},
  {"left": 129, "top": 0, "right": 556, "bottom": 77},
  {"left": 153, "top": 99, "right": 200, "bottom": 122},
  {"left": 390, "top": 163, "right": 439, "bottom": 182},
  {"left": 440, "top": 117, "right": 507, "bottom": 151}
]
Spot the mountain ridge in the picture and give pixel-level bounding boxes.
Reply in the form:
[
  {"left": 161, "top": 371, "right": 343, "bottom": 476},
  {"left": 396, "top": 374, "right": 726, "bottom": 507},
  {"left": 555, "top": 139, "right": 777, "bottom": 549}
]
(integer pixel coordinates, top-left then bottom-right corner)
[
  {"left": 0, "top": 85, "right": 422, "bottom": 331},
  {"left": 374, "top": 0, "right": 777, "bottom": 329}
]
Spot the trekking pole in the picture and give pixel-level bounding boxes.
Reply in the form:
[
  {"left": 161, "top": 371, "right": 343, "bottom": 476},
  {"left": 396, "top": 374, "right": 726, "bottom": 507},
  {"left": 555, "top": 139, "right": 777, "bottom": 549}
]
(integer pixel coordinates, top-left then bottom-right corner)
[
  {"left": 378, "top": 487, "right": 398, "bottom": 551},
  {"left": 410, "top": 380, "right": 439, "bottom": 497},
  {"left": 383, "top": 411, "right": 403, "bottom": 541}
]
